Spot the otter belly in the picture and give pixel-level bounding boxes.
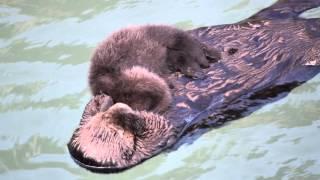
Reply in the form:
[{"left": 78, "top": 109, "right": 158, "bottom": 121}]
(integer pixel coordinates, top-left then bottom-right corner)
[{"left": 170, "top": 18, "right": 320, "bottom": 135}]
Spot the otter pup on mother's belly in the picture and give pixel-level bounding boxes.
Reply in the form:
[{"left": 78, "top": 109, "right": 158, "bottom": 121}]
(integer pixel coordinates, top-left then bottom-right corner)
[
  {"left": 89, "top": 25, "right": 221, "bottom": 112},
  {"left": 68, "top": 95, "right": 180, "bottom": 172},
  {"left": 68, "top": 25, "right": 221, "bottom": 172}
]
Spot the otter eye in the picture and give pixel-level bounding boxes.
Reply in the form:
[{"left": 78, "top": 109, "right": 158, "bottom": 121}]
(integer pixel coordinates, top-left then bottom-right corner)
[{"left": 228, "top": 48, "right": 238, "bottom": 55}]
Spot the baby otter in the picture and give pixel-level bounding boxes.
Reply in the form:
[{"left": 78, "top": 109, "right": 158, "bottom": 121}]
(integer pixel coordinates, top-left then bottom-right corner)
[
  {"left": 68, "top": 94, "right": 179, "bottom": 172},
  {"left": 89, "top": 25, "right": 221, "bottom": 112}
]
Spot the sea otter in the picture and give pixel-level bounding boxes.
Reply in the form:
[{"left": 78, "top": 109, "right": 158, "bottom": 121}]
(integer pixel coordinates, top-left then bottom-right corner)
[
  {"left": 68, "top": 0, "right": 320, "bottom": 173},
  {"left": 89, "top": 25, "right": 221, "bottom": 112}
]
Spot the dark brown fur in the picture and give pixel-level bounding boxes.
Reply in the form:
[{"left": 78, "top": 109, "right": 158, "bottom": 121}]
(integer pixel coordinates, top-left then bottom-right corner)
[{"left": 89, "top": 25, "right": 221, "bottom": 112}]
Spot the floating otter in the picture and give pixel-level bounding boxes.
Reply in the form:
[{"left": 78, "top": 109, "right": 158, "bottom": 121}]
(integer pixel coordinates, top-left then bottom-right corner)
[
  {"left": 89, "top": 25, "right": 221, "bottom": 112},
  {"left": 68, "top": 0, "right": 320, "bottom": 173}
]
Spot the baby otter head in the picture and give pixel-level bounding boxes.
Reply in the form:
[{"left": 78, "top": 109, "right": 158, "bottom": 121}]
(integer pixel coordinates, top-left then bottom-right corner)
[
  {"left": 167, "top": 34, "right": 221, "bottom": 79},
  {"left": 68, "top": 102, "right": 179, "bottom": 172}
]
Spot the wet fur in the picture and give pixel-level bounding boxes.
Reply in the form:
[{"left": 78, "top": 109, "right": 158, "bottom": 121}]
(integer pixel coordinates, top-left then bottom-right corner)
[
  {"left": 89, "top": 25, "right": 220, "bottom": 112},
  {"left": 98, "top": 66, "right": 172, "bottom": 112}
]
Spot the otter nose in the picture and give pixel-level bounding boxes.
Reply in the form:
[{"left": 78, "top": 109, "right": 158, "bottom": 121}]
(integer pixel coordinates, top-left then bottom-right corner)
[{"left": 200, "top": 62, "right": 210, "bottom": 69}]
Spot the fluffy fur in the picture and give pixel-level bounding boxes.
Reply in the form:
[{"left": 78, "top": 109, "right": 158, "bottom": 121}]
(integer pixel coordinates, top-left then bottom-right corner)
[
  {"left": 68, "top": 96, "right": 179, "bottom": 172},
  {"left": 89, "top": 25, "right": 221, "bottom": 112}
]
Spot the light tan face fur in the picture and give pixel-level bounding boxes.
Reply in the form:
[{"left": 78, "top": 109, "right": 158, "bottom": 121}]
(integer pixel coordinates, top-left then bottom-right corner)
[{"left": 68, "top": 103, "right": 179, "bottom": 171}]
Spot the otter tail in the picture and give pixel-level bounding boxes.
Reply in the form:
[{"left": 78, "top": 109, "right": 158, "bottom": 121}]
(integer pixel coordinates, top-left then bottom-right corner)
[
  {"left": 247, "top": 0, "right": 320, "bottom": 21},
  {"left": 118, "top": 66, "right": 172, "bottom": 113}
]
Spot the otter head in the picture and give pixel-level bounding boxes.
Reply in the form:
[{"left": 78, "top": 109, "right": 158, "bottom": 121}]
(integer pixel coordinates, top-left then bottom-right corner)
[
  {"left": 187, "top": 39, "right": 222, "bottom": 74},
  {"left": 68, "top": 102, "right": 179, "bottom": 173},
  {"left": 167, "top": 36, "right": 221, "bottom": 79}
]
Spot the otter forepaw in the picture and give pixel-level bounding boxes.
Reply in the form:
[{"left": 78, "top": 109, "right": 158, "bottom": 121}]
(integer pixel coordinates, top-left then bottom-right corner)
[
  {"left": 181, "top": 66, "right": 206, "bottom": 80},
  {"left": 81, "top": 94, "right": 114, "bottom": 120},
  {"left": 106, "top": 103, "right": 146, "bottom": 136}
]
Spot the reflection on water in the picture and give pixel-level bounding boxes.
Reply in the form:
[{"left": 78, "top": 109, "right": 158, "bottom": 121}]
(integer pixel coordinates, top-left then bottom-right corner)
[{"left": 1, "top": 0, "right": 320, "bottom": 179}]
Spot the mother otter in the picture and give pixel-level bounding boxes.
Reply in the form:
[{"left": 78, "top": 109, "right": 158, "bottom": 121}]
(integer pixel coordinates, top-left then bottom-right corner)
[{"left": 68, "top": 0, "right": 320, "bottom": 173}]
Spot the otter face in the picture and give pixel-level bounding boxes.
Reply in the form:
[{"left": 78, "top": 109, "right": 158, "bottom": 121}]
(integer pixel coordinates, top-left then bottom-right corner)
[
  {"left": 201, "top": 43, "right": 221, "bottom": 63},
  {"left": 167, "top": 37, "right": 221, "bottom": 79},
  {"left": 68, "top": 103, "right": 179, "bottom": 172},
  {"left": 166, "top": 50, "right": 204, "bottom": 79},
  {"left": 188, "top": 41, "right": 222, "bottom": 70}
]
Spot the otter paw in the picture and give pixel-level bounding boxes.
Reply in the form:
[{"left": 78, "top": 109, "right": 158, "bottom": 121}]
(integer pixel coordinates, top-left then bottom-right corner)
[
  {"left": 100, "top": 101, "right": 114, "bottom": 112},
  {"left": 183, "top": 67, "right": 206, "bottom": 79},
  {"left": 106, "top": 103, "right": 133, "bottom": 115},
  {"left": 95, "top": 94, "right": 114, "bottom": 112},
  {"left": 106, "top": 103, "right": 146, "bottom": 136},
  {"left": 82, "top": 94, "right": 114, "bottom": 120}
]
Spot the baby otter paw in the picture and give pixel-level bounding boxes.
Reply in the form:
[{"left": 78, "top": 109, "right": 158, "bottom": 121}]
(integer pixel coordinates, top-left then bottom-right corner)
[
  {"left": 106, "top": 103, "right": 146, "bottom": 137},
  {"left": 182, "top": 67, "right": 206, "bottom": 80},
  {"left": 98, "top": 95, "right": 114, "bottom": 112},
  {"left": 82, "top": 94, "right": 114, "bottom": 120}
]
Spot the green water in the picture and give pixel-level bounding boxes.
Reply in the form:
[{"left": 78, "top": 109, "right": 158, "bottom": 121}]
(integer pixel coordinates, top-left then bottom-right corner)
[{"left": 1, "top": 0, "right": 320, "bottom": 179}]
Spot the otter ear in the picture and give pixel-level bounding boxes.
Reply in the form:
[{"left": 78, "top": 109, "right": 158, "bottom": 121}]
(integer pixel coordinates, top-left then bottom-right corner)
[{"left": 202, "top": 44, "right": 221, "bottom": 63}]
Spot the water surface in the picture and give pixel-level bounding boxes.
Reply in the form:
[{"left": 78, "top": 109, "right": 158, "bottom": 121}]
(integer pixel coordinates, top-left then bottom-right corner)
[{"left": 1, "top": 0, "right": 320, "bottom": 179}]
